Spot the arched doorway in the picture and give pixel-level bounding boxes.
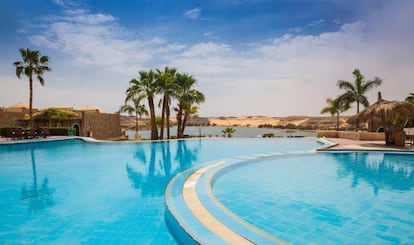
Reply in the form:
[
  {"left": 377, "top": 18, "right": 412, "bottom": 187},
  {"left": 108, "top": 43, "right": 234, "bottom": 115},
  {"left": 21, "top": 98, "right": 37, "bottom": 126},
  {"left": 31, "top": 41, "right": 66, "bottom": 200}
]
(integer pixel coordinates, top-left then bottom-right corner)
[
  {"left": 71, "top": 123, "right": 81, "bottom": 136},
  {"left": 377, "top": 127, "right": 385, "bottom": 133}
]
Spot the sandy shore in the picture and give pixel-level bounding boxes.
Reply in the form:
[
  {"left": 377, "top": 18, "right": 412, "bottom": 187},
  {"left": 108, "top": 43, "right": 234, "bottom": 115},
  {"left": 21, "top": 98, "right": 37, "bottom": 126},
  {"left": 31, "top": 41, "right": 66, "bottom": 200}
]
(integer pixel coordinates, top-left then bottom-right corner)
[
  {"left": 208, "top": 116, "right": 328, "bottom": 127},
  {"left": 121, "top": 115, "right": 351, "bottom": 130}
]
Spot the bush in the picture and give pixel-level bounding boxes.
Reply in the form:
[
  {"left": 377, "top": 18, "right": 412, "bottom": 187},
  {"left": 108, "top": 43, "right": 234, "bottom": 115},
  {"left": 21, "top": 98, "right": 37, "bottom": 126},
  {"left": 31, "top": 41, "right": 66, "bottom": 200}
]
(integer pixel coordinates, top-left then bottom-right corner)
[
  {"left": 0, "top": 127, "right": 22, "bottom": 137},
  {"left": 48, "top": 127, "right": 70, "bottom": 136},
  {"left": 262, "top": 133, "right": 275, "bottom": 138},
  {"left": 0, "top": 127, "right": 8, "bottom": 137}
]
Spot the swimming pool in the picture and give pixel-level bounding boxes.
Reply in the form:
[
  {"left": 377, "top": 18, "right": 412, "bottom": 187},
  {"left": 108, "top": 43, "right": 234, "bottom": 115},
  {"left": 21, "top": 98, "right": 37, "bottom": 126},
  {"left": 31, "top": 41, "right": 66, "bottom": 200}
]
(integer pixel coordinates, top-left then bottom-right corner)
[
  {"left": 211, "top": 152, "right": 414, "bottom": 244},
  {"left": 0, "top": 138, "right": 321, "bottom": 244}
]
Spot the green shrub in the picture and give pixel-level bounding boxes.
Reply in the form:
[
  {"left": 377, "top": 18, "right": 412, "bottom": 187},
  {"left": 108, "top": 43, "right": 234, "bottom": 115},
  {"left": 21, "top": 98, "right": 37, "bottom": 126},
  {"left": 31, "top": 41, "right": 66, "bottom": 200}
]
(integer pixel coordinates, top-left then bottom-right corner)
[
  {"left": 0, "top": 127, "right": 22, "bottom": 137},
  {"left": 0, "top": 127, "right": 7, "bottom": 137},
  {"left": 48, "top": 127, "right": 69, "bottom": 136}
]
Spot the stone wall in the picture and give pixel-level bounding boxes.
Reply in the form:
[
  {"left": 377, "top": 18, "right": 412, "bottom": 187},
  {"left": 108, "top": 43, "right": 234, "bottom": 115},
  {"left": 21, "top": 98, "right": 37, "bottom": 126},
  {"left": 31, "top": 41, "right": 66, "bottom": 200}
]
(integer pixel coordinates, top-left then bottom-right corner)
[
  {"left": 0, "top": 112, "right": 26, "bottom": 127},
  {"left": 1, "top": 110, "right": 122, "bottom": 140},
  {"left": 317, "top": 131, "right": 385, "bottom": 141},
  {"left": 81, "top": 111, "right": 122, "bottom": 140}
]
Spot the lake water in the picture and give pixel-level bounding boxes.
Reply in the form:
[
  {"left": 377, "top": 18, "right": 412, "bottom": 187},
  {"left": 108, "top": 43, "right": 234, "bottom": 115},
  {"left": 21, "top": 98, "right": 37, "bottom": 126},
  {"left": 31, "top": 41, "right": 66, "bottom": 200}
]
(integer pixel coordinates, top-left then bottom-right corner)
[{"left": 126, "top": 126, "right": 315, "bottom": 139}]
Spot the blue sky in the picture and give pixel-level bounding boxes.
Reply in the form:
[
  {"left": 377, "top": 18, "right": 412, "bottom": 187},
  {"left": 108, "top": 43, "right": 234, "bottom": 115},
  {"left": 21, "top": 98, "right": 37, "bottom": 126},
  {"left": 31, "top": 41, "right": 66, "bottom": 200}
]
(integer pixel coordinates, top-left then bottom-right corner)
[{"left": 1, "top": 0, "right": 413, "bottom": 116}]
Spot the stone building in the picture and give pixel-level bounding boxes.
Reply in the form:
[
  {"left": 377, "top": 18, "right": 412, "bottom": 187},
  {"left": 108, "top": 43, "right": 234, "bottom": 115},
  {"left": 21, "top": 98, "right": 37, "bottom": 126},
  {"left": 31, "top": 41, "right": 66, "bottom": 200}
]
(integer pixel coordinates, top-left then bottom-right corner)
[{"left": 0, "top": 104, "right": 122, "bottom": 140}]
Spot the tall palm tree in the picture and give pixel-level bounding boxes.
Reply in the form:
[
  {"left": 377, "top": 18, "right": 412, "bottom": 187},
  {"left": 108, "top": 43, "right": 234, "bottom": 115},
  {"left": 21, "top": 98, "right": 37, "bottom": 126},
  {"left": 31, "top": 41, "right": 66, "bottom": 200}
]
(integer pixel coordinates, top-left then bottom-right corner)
[
  {"left": 174, "top": 73, "right": 205, "bottom": 138},
  {"left": 120, "top": 94, "right": 148, "bottom": 139},
  {"left": 321, "top": 97, "right": 349, "bottom": 131},
  {"left": 126, "top": 70, "right": 158, "bottom": 140},
  {"left": 406, "top": 93, "right": 414, "bottom": 104},
  {"left": 14, "top": 48, "right": 51, "bottom": 128},
  {"left": 337, "top": 69, "right": 382, "bottom": 129},
  {"left": 337, "top": 69, "right": 382, "bottom": 114},
  {"left": 155, "top": 67, "right": 177, "bottom": 140}
]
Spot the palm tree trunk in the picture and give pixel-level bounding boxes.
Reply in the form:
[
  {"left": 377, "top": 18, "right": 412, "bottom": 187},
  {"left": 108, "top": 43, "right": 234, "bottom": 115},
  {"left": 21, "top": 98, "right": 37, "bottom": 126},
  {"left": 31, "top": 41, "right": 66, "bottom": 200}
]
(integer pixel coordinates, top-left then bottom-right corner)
[
  {"left": 336, "top": 112, "right": 339, "bottom": 131},
  {"left": 356, "top": 101, "right": 360, "bottom": 131},
  {"left": 135, "top": 112, "right": 139, "bottom": 132},
  {"left": 134, "top": 111, "right": 139, "bottom": 139},
  {"left": 166, "top": 102, "right": 170, "bottom": 139},
  {"left": 160, "top": 95, "right": 166, "bottom": 139},
  {"left": 29, "top": 75, "right": 34, "bottom": 129},
  {"left": 176, "top": 106, "right": 183, "bottom": 138},
  {"left": 180, "top": 111, "right": 188, "bottom": 137},
  {"left": 148, "top": 96, "right": 158, "bottom": 140}
]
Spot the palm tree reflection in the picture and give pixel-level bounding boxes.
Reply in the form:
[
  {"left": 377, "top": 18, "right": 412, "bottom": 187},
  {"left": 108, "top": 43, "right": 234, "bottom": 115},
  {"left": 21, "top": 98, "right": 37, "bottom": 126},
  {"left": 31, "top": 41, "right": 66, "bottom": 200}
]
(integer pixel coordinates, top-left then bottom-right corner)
[
  {"left": 336, "top": 152, "right": 414, "bottom": 195},
  {"left": 175, "top": 140, "right": 200, "bottom": 171},
  {"left": 126, "top": 140, "right": 202, "bottom": 197},
  {"left": 21, "top": 148, "right": 54, "bottom": 212}
]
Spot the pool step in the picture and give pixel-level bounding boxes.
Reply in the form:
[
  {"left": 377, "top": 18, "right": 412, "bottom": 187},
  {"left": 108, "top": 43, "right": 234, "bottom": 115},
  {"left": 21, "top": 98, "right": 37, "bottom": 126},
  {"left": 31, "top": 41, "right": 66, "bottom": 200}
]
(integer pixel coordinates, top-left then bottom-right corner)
[{"left": 165, "top": 157, "right": 288, "bottom": 244}]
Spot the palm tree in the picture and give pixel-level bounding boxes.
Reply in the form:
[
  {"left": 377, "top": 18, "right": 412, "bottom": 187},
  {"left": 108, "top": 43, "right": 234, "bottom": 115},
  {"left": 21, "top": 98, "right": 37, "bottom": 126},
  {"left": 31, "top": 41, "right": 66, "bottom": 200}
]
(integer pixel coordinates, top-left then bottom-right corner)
[
  {"left": 174, "top": 73, "right": 205, "bottom": 138},
  {"left": 337, "top": 69, "right": 382, "bottom": 113},
  {"left": 14, "top": 48, "right": 51, "bottom": 128},
  {"left": 222, "top": 127, "right": 236, "bottom": 138},
  {"left": 406, "top": 93, "right": 414, "bottom": 104},
  {"left": 120, "top": 94, "right": 148, "bottom": 139},
  {"left": 321, "top": 97, "right": 349, "bottom": 131},
  {"left": 155, "top": 67, "right": 177, "bottom": 140},
  {"left": 126, "top": 70, "right": 158, "bottom": 140},
  {"left": 337, "top": 69, "right": 382, "bottom": 129}
]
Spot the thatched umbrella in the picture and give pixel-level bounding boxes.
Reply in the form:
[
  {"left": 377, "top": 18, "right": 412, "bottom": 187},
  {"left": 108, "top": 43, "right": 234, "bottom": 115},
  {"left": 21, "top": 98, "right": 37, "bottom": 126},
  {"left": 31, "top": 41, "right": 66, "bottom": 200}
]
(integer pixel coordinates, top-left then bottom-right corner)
[{"left": 348, "top": 98, "right": 414, "bottom": 146}]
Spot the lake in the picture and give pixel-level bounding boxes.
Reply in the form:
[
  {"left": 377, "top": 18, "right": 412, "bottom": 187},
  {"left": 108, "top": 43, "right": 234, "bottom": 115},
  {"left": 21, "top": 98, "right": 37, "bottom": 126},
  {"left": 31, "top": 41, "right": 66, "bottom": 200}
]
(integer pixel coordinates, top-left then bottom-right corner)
[{"left": 126, "top": 126, "right": 316, "bottom": 139}]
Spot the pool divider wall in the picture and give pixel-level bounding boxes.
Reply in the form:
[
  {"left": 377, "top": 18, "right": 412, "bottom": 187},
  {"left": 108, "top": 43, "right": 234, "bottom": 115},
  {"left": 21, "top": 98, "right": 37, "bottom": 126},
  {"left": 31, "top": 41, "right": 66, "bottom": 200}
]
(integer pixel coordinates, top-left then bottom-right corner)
[
  {"left": 197, "top": 158, "right": 288, "bottom": 244},
  {"left": 164, "top": 139, "right": 335, "bottom": 244},
  {"left": 165, "top": 161, "right": 227, "bottom": 244},
  {"left": 165, "top": 156, "right": 296, "bottom": 244},
  {"left": 164, "top": 208, "right": 198, "bottom": 245}
]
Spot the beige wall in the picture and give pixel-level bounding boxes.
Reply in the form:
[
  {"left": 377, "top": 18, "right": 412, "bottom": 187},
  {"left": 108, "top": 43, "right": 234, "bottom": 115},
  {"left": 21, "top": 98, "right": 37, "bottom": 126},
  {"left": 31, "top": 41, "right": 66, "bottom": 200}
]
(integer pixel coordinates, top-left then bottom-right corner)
[
  {"left": 317, "top": 131, "right": 385, "bottom": 141},
  {"left": 1, "top": 111, "right": 122, "bottom": 140},
  {"left": 81, "top": 112, "right": 122, "bottom": 140},
  {"left": 0, "top": 112, "right": 26, "bottom": 127}
]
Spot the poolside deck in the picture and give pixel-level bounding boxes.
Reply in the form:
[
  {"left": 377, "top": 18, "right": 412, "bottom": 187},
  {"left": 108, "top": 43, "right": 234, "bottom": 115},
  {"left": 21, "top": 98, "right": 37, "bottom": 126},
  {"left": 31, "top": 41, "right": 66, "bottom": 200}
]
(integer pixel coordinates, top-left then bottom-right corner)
[
  {"left": 1, "top": 136, "right": 413, "bottom": 150},
  {"left": 0, "top": 136, "right": 69, "bottom": 143},
  {"left": 327, "top": 138, "right": 414, "bottom": 151}
]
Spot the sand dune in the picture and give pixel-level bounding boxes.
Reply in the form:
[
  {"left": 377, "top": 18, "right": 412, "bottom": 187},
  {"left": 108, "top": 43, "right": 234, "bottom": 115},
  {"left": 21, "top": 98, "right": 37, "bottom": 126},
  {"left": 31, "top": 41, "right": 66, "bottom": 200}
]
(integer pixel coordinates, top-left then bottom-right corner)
[
  {"left": 121, "top": 115, "right": 352, "bottom": 130},
  {"left": 207, "top": 116, "right": 351, "bottom": 129}
]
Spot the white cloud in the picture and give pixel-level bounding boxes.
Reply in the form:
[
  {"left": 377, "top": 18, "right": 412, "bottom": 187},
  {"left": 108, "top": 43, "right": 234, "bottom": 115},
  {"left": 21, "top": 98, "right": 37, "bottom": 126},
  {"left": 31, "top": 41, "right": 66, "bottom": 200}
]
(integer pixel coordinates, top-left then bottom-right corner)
[
  {"left": 29, "top": 9, "right": 168, "bottom": 74},
  {"left": 168, "top": 3, "right": 414, "bottom": 116},
  {"left": 51, "top": 0, "right": 77, "bottom": 8},
  {"left": 0, "top": 75, "right": 125, "bottom": 113},
  {"left": 184, "top": 7, "right": 202, "bottom": 20},
  {"left": 18, "top": 0, "right": 414, "bottom": 116}
]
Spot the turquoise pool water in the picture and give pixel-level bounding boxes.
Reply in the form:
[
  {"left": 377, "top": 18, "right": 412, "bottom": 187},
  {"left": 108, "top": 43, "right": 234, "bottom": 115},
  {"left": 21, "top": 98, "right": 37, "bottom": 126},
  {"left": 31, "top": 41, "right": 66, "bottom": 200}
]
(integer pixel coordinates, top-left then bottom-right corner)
[
  {"left": 213, "top": 152, "right": 414, "bottom": 244},
  {"left": 0, "top": 138, "right": 320, "bottom": 244}
]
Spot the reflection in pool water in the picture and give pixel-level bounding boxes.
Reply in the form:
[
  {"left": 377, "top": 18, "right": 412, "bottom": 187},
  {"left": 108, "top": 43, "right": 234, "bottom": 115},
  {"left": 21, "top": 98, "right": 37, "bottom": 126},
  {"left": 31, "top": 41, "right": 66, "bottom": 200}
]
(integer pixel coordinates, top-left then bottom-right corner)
[
  {"left": 335, "top": 152, "right": 414, "bottom": 194},
  {"left": 213, "top": 152, "right": 414, "bottom": 244},
  {"left": 21, "top": 148, "right": 55, "bottom": 213},
  {"left": 0, "top": 138, "right": 320, "bottom": 244}
]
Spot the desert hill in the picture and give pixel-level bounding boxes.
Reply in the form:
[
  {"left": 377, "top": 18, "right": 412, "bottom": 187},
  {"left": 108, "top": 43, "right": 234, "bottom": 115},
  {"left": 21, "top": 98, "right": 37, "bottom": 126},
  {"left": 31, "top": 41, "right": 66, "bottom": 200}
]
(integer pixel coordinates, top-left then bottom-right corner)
[{"left": 121, "top": 115, "right": 352, "bottom": 131}]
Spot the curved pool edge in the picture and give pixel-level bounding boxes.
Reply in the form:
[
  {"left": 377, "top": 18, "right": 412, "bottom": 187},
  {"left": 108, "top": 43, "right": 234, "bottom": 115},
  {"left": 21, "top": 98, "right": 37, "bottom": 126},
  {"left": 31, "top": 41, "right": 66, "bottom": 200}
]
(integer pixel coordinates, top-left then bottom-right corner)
[
  {"left": 165, "top": 160, "right": 226, "bottom": 244},
  {"left": 315, "top": 137, "right": 338, "bottom": 150},
  {"left": 164, "top": 138, "right": 334, "bottom": 244},
  {"left": 164, "top": 137, "right": 414, "bottom": 243},
  {"left": 165, "top": 154, "right": 309, "bottom": 244}
]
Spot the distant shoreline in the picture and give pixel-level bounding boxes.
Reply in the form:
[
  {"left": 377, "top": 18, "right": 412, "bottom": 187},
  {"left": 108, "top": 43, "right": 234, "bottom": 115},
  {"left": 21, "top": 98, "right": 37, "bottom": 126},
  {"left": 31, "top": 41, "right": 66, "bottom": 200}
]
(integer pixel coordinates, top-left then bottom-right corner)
[{"left": 121, "top": 115, "right": 352, "bottom": 131}]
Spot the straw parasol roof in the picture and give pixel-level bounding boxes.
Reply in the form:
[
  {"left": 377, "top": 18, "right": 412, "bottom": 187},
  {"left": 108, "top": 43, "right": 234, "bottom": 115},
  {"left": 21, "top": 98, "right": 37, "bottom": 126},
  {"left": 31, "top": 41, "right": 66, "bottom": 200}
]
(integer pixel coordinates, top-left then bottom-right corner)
[{"left": 348, "top": 99, "right": 414, "bottom": 126}]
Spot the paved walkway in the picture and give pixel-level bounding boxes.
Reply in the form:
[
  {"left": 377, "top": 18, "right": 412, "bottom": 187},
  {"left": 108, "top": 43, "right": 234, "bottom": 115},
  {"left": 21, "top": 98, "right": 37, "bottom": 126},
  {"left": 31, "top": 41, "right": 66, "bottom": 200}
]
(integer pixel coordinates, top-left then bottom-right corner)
[
  {"left": 326, "top": 138, "right": 414, "bottom": 151},
  {"left": 1, "top": 136, "right": 413, "bottom": 151},
  {"left": 0, "top": 136, "right": 67, "bottom": 142}
]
